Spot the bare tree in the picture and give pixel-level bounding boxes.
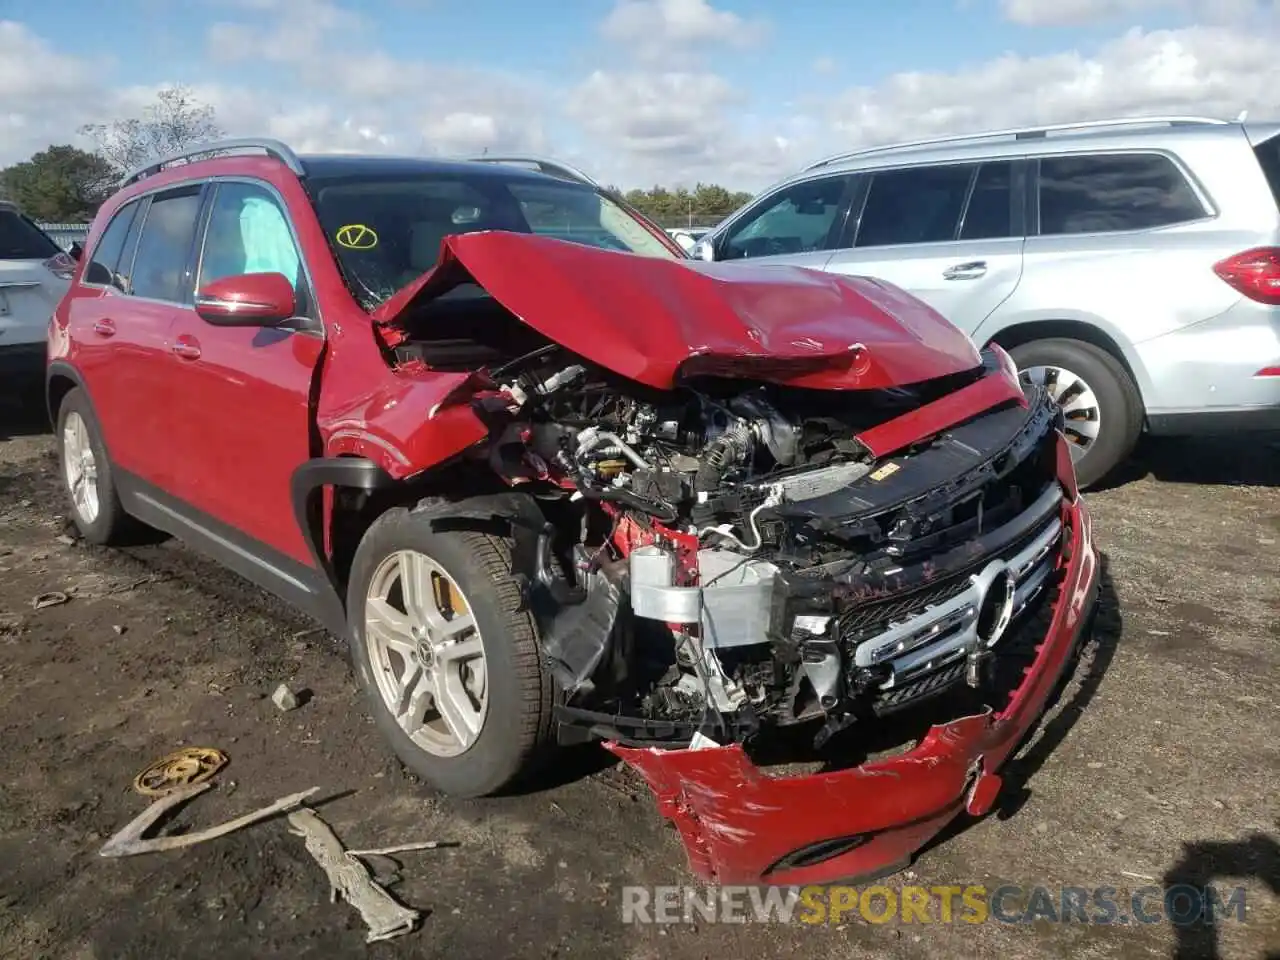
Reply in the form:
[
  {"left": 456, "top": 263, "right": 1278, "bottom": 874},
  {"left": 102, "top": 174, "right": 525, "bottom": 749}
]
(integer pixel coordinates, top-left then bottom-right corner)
[{"left": 80, "top": 85, "right": 225, "bottom": 175}]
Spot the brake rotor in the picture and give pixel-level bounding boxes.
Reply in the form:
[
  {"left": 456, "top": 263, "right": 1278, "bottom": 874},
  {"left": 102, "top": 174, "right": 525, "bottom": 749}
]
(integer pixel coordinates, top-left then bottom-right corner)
[{"left": 132, "top": 747, "right": 229, "bottom": 797}]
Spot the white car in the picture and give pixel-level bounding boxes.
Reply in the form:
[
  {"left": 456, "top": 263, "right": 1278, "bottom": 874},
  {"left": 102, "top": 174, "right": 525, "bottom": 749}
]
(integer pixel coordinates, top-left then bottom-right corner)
[
  {"left": 666, "top": 226, "right": 712, "bottom": 253},
  {"left": 0, "top": 202, "right": 74, "bottom": 389}
]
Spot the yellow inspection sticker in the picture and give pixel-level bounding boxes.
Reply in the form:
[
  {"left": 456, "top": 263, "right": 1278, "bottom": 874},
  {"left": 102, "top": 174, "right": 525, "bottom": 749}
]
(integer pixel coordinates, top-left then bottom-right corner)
[
  {"left": 335, "top": 224, "right": 378, "bottom": 250},
  {"left": 869, "top": 462, "right": 900, "bottom": 482}
]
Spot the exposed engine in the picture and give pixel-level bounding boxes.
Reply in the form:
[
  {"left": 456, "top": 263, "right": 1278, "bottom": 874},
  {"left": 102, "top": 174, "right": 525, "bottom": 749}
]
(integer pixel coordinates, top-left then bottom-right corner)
[{"left": 460, "top": 345, "right": 1064, "bottom": 750}]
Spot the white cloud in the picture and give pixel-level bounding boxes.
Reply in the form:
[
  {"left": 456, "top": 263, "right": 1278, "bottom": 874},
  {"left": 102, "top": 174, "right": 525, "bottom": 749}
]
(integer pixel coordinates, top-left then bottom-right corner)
[
  {"left": 999, "top": 0, "right": 1270, "bottom": 26},
  {"left": 6, "top": 6, "right": 1280, "bottom": 193},
  {"left": 197, "top": 1, "right": 548, "bottom": 157},
  {"left": 600, "top": 0, "right": 768, "bottom": 61},
  {"left": 820, "top": 23, "right": 1280, "bottom": 154},
  {"left": 0, "top": 21, "right": 114, "bottom": 157}
]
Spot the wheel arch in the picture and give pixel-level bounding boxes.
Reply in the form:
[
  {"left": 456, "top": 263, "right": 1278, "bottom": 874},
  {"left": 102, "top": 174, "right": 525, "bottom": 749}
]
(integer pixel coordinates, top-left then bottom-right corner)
[
  {"left": 45, "top": 361, "right": 87, "bottom": 429},
  {"left": 980, "top": 317, "right": 1151, "bottom": 413},
  {"left": 290, "top": 455, "right": 528, "bottom": 618}
]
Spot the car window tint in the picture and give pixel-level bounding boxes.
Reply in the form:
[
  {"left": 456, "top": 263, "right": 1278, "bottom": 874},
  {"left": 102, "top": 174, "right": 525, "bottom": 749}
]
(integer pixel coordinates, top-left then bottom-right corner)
[
  {"left": 721, "top": 176, "right": 850, "bottom": 260},
  {"left": 85, "top": 202, "right": 139, "bottom": 289},
  {"left": 1253, "top": 135, "right": 1280, "bottom": 210},
  {"left": 959, "top": 161, "right": 1015, "bottom": 240},
  {"left": 0, "top": 211, "right": 59, "bottom": 260},
  {"left": 130, "top": 189, "right": 202, "bottom": 302},
  {"left": 1038, "top": 154, "right": 1205, "bottom": 234},
  {"left": 856, "top": 164, "right": 974, "bottom": 247},
  {"left": 0, "top": 210, "right": 61, "bottom": 260},
  {"left": 115, "top": 198, "right": 148, "bottom": 294}
]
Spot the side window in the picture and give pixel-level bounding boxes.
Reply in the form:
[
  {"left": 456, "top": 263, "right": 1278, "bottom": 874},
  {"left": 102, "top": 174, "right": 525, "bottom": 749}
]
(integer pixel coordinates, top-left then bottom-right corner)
[
  {"left": 130, "top": 188, "right": 203, "bottom": 302},
  {"left": 197, "top": 181, "right": 308, "bottom": 313},
  {"left": 85, "top": 201, "right": 140, "bottom": 290},
  {"left": 116, "top": 198, "right": 148, "bottom": 293},
  {"left": 856, "top": 164, "right": 974, "bottom": 248},
  {"left": 1038, "top": 154, "right": 1205, "bottom": 235},
  {"left": 959, "top": 161, "right": 1015, "bottom": 240},
  {"left": 721, "top": 176, "right": 851, "bottom": 260},
  {"left": 0, "top": 209, "right": 60, "bottom": 260}
]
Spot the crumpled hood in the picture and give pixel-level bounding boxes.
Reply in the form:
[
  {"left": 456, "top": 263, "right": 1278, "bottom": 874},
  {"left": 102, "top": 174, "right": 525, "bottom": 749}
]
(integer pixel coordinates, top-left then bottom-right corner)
[{"left": 371, "top": 231, "right": 982, "bottom": 390}]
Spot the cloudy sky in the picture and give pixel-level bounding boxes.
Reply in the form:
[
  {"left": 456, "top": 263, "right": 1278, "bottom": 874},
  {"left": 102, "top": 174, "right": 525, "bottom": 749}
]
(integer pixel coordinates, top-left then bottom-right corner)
[{"left": 1, "top": 0, "right": 1278, "bottom": 189}]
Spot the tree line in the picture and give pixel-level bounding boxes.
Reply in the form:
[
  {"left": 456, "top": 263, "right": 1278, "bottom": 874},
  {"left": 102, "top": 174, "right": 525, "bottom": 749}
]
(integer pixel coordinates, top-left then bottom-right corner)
[
  {"left": 0, "top": 85, "right": 747, "bottom": 226},
  {"left": 613, "top": 185, "right": 752, "bottom": 226}
]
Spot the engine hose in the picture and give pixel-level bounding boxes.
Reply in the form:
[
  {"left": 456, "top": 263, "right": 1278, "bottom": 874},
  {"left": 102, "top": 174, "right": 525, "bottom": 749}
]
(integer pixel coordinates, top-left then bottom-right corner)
[
  {"left": 694, "top": 420, "right": 751, "bottom": 491},
  {"left": 536, "top": 525, "right": 588, "bottom": 605},
  {"left": 579, "top": 485, "right": 679, "bottom": 523}
]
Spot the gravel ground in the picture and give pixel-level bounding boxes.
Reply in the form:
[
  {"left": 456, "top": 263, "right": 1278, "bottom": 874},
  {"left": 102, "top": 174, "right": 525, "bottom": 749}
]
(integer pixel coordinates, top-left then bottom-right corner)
[{"left": 0, "top": 391, "right": 1276, "bottom": 960}]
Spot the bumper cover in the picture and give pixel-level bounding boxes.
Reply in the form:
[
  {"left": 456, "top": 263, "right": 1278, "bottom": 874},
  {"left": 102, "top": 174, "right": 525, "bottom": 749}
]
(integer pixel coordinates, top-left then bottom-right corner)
[{"left": 608, "top": 494, "right": 1099, "bottom": 887}]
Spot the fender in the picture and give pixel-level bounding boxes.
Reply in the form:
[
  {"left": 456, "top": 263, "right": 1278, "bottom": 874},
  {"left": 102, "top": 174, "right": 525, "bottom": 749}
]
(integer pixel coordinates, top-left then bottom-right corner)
[{"left": 46, "top": 360, "right": 89, "bottom": 427}]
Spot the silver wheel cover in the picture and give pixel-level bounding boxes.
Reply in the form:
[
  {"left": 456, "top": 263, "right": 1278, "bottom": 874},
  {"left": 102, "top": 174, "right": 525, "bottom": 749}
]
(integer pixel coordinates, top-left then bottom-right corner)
[{"left": 1020, "top": 364, "right": 1102, "bottom": 461}]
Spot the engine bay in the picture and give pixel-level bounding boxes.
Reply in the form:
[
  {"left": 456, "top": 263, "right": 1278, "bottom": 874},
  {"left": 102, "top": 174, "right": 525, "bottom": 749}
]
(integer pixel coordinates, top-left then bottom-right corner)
[{"left": 392, "top": 300, "right": 1065, "bottom": 752}]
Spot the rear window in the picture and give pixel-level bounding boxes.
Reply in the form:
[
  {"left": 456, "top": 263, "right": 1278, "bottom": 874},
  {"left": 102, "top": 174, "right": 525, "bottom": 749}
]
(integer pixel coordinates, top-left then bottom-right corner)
[
  {"left": 1253, "top": 136, "right": 1280, "bottom": 208},
  {"left": 1038, "top": 153, "right": 1205, "bottom": 235},
  {"left": 0, "top": 210, "right": 60, "bottom": 260}
]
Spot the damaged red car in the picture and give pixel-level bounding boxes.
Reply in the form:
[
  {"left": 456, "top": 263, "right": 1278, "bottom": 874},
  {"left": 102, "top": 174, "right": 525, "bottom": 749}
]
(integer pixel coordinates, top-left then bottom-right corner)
[{"left": 47, "top": 140, "right": 1099, "bottom": 887}]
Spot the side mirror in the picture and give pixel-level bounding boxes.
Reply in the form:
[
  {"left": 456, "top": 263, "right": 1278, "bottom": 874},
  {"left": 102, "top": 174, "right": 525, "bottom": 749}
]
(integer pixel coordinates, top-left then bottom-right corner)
[
  {"left": 68, "top": 241, "right": 84, "bottom": 262},
  {"left": 692, "top": 238, "right": 716, "bottom": 262},
  {"left": 195, "top": 272, "right": 296, "bottom": 327}
]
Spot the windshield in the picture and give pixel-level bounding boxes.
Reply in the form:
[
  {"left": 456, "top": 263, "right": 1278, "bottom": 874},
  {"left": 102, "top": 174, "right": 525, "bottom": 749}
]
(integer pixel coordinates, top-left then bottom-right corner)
[{"left": 307, "top": 172, "right": 678, "bottom": 309}]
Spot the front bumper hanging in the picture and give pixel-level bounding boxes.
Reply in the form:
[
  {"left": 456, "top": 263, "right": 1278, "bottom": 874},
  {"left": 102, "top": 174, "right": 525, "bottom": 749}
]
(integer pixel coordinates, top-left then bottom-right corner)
[{"left": 607, "top": 489, "right": 1100, "bottom": 887}]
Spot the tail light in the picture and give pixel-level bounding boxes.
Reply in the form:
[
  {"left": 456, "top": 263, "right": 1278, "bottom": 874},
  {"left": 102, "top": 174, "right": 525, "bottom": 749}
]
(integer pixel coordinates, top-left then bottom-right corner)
[
  {"left": 1213, "top": 247, "right": 1280, "bottom": 305},
  {"left": 44, "top": 252, "right": 76, "bottom": 281}
]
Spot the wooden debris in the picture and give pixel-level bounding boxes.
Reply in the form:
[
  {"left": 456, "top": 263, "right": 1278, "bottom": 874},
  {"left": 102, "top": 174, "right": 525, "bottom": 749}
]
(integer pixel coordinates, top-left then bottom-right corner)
[
  {"left": 287, "top": 807, "right": 421, "bottom": 943},
  {"left": 345, "top": 840, "right": 453, "bottom": 859},
  {"left": 99, "top": 782, "right": 319, "bottom": 858}
]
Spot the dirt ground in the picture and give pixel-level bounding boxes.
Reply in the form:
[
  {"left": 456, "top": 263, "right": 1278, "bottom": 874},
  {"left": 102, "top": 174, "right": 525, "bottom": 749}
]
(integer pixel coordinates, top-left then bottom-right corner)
[{"left": 0, "top": 389, "right": 1276, "bottom": 960}]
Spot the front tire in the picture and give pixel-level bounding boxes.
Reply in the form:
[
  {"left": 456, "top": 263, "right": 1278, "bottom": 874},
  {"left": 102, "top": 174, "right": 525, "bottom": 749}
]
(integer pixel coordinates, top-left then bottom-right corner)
[
  {"left": 56, "top": 387, "right": 134, "bottom": 545},
  {"left": 346, "top": 503, "right": 554, "bottom": 797},
  {"left": 1008, "top": 338, "right": 1143, "bottom": 489}
]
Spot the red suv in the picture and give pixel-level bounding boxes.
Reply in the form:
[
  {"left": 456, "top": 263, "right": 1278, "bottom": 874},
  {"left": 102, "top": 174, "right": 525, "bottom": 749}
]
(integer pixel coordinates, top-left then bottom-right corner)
[{"left": 48, "top": 139, "right": 1099, "bottom": 886}]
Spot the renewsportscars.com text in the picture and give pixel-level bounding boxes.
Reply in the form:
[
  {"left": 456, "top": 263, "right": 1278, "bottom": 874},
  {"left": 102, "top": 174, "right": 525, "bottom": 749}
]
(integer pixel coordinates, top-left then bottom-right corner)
[{"left": 620, "top": 883, "right": 1249, "bottom": 926}]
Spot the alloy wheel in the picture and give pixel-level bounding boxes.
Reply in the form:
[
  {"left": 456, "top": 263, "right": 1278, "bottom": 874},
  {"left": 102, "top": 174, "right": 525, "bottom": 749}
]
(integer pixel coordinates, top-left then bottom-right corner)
[
  {"left": 62, "top": 411, "right": 100, "bottom": 524},
  {"left": 364, "top": 550, "right": 489, "bottom": 757}
]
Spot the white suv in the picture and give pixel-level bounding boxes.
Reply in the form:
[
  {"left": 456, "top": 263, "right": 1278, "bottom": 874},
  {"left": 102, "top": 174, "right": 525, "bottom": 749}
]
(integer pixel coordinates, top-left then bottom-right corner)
[
  {"left": 694, "top": 116, "right": 1280, "bottom": 486},
  {"left": 0, "top": 202, "right": 74, "bottom": 390}
]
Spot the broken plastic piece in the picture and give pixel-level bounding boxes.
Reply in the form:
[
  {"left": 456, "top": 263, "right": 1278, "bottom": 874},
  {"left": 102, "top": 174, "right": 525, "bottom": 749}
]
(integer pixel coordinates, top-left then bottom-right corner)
[
  {"left": 132, "top": 747, "right": 229, "bottom": 796},
  {"left": 31, "top": 591, "right": 70, "bottom": 610}
]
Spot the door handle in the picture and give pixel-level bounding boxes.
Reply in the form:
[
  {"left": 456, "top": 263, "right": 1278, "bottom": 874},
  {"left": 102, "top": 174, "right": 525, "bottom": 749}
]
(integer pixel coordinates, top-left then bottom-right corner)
[
  {"left": 92, "top": 319, "right": 116, "bottom": 337},
  {"left": 942, "top": 260, "right": 988, "bottom": 280},
  {"left": 172, "top": 336, "right": 202, "bottom": 361}
]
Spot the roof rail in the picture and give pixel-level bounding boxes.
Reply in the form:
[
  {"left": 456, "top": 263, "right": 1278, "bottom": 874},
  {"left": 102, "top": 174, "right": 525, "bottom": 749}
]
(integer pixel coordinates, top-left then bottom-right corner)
[
  {"left": 120, "top": 137, "right": 306, "bottom": 188},
  {"left": 804, "top": 115, "right": 1232, "bottom": 172},
  {"left": 464, "top": 155, "right": 600, "bottom": 188}
]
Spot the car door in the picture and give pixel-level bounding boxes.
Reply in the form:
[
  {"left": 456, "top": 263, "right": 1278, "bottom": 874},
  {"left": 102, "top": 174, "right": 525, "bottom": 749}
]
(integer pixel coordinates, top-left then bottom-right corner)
[
  {"left": 65, "top": 189, "right": 203, "bottom": 490},
  {"left": 163, "top": 178, "right": 323, "bottom": 567},
  {"left": 823, "top": 160, "right": 1026, "bottom": 336},
  {"left": 711, "top": 174, "right": 859, "bottom": 271}
]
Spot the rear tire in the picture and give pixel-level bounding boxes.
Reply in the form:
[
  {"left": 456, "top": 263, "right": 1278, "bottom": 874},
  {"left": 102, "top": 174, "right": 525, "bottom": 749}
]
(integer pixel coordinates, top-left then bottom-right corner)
[
  {"left": 1008, "top": 338, "right": 1143, "bottom": 489},
  {"left": 56, "top": 387, "right": 134, "bottom": 545},
  {"left": 346, "top": 502, "right": 554, "bottom": 797}
]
